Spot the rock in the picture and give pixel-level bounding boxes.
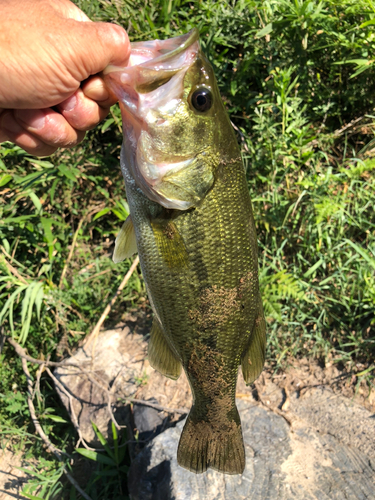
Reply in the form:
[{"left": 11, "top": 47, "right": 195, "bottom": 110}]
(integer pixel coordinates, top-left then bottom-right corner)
[
  {"left": 288, "top": 386, "right": 375, "bottom": 460},
  {"left": 133, "top": 398, "right": 168, "bottom": 441},
  {"left": 128, "top": 398, "right": 375, "bottom": 500},
  {"left": 0, "top": 445, "right": 32, "bottom": 499},
  {"left": 54, "top": 326, "right": 151, "bottom": 447},
  {"left": 53, "top": 325, "right": 190, "bottom": 449}
]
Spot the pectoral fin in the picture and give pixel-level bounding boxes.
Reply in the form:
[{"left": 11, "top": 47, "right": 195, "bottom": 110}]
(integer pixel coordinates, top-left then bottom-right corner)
[
  {"left": 148, "top": 318, "right": 182, "bottom": 380},
  {"left": 241, "top": 300, "right": 266, "bottom": 385},
  {"left": 150, "top": 219, "right": 188, "bottom": 268},
  {"left": 113, "top": 215, "right": 137, "bottom": 263}
]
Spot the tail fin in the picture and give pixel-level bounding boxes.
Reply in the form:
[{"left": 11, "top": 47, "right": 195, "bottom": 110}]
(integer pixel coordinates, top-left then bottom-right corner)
[{"left": 177, "top": 405, "right": 245, "bottom": 475}]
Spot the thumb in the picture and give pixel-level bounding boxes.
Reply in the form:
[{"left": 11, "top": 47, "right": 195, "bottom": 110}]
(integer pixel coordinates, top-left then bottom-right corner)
[{"left": 66, "top": 21, "right": 131, "bottom": 82}]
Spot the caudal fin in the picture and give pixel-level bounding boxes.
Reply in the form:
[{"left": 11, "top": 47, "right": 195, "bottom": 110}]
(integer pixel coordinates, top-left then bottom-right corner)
[{"left": 177, "top": 406, "right": 245, "bottom": 475}]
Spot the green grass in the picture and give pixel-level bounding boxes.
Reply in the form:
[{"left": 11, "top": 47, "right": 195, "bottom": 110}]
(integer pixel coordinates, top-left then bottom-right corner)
[{"left": 1, "top": 0, "right": 375, "bottom": 497}]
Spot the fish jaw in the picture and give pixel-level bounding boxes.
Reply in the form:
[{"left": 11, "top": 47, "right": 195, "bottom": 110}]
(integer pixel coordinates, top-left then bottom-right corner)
[{"left": 105, "top": 30, "right": 205, "bottom": 209}]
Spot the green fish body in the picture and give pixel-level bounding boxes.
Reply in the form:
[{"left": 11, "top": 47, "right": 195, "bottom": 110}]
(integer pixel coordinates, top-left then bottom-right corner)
[{"left": 105, "top": 29, "right": 266, "bottom": 475}]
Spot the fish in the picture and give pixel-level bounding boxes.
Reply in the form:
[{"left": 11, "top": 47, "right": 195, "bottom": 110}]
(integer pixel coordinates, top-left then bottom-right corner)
[{"left": 104, "top": 28, "right": 266, "bottom": 475}]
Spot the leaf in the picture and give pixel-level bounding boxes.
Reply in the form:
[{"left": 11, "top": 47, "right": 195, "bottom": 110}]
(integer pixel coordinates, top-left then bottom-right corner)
[
  {"left": 5, "top": 400, "right": 24, "bottom": 414},
  {"left": 360, "top": 19, "right": 375, "bottom": 28},
  {"left": 0, "top": 215, "right": 36, "bottom": 225},
  {"left": 92, "top": 421, "right": 116, "bottom": 461},
  {"left": 0, "top": 284, "right": 28, "bottom": 325},
  {"left": 40, "top": 217, "right": 54, "bottom": 260},
  {"left": 34, "top": 285, "right": 44, "bottom": 320},
  {"left": 0, "top": 174, "right": 12, "bottom": 187},
  {"left": 2, "top": 238, "right": 10, "bottom": 254},
  {"left": 28, "top": 191, "right": 42, "bottom": 213},
  {"left": 112, "top": 421, "right": 119, "bottom": 464},
  {"left": 40, "top": 218, "right": 54, "bottom": 244},
  {"left": 230, "top": 80, "right": 238, "bottom": 96},
  {"left": 25, "top": 158, "right": 54, "bottom": 169},
  {"left": 260, "top": 270, "right": 304, "bottom": 320},
  {"left": 21, "top": 493, "right": 44, "bottom": 500},
  {"left": 44, "top": 414, "right": 68, "bottom": 423},
  {"left": 101, "top": 118, "right": 115, "bottom": 133},
  {"left": 20, "top": 281, "right": 44, "bottom": 344},
  {"left": 255, "top": 23, "right": 273, "bottom": 38},
  {"left": 112, "top": 209, "right": 127, "bottom": 221},
  {"left": 20, "top": 282, "right": 34, "bottom": 326},
  {"left": 58, "top": 164, "right": 78, "bottom": 182},
  {"left": 75, "top": 448, "right": 116, "bottom": 466},
  {"left": 303, "top": 258, "right": 324, "bottom": 278},
  {"left": 345, "top": 239, "right": 375, "bottom": 270},
  {"left": 93, "top": 208, "right": 112, "bottom": 221},
  {"left": 50, "top": 177, "right": 60, "bottom": 204}
]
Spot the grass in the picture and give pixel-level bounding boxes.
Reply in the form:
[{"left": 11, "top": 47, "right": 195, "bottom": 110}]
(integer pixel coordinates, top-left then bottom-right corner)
[{"left": 1, "top": 0, "right": 375, "bottom": 497}]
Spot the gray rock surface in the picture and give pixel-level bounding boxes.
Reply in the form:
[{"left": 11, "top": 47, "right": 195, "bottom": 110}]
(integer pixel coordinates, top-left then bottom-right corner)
[
  {"left": 129, "top": 397, "right": 375, "bottom": 500},
  {"left": 133, "top": 398, "right": 168, "bottom": 441},
  {"left": 288, "top": 386, "right": 375, "bottom": 459}
]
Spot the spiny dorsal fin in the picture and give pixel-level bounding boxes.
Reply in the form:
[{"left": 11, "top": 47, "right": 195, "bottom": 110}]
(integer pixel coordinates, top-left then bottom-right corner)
[
  {"left": 113, "top": 215, "right": 137, "bottom": 263},
  {"left": 241, "top": 298, "right": 266, "bottom": 385},
  {"left": 148, "top": 318, "right": 182, "bottom": 380}
]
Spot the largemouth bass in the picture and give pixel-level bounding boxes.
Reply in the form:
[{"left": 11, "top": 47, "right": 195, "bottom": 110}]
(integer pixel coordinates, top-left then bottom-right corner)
[{"left": 104, "top": 29, "right": 266, "bottom": 475}]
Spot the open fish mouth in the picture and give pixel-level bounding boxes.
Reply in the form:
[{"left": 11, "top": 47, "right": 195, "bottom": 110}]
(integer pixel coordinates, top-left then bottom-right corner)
[{"left": 104, "top": 29, "right": 202, "bottom": 209}]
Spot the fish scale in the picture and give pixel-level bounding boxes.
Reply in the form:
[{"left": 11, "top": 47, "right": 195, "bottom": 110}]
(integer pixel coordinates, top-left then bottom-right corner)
[{"left": 105, "top": 28, "right": 266, "bottom": 474}]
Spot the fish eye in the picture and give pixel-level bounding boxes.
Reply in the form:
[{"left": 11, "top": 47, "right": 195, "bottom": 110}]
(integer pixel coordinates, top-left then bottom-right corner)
[{"left": 191, "top": 88, "right": 213, "bottom": 112}]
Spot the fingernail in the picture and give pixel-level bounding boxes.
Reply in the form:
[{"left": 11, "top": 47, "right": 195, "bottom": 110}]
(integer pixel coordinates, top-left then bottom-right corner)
[
  {"left": 1, "top": 111, "right": 24, "bottom": 134},
  {"left": 15, "top": 109, "right": 46, "bottom": 130},
  {"left": 60, "top": 94, "right": 77, "bottom": 112}
]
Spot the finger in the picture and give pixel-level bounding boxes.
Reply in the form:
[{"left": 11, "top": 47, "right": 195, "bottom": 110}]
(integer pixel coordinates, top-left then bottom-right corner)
[
  {"left": 0, "top": 110, "right": 9, "bottom": 143},
  {"left": 0, "top": 111, "right": 58, "bottom": 156},
  {"left": 14, "top": 108, "right": 86, "bottom": 148},
  {"left": 66, "top": 21, "right": 131, "bottom": 83},
  {"left": 58, "top": 88, "right": 110, "bottom": 131},
  {"left": 0, "top": 129, "right": 10, "bottom": 143},
  {"left": 82, "top": 76, "right": 118, "bottom": 108},
  {"left": 51, "top": 0, "right": 91, "bottom": 22}
]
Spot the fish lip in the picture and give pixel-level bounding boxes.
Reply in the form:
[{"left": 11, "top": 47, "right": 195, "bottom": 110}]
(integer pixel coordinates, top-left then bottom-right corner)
[
  {"left": 103, "top": 28, "right": 199, "bottom": 75},
  {"left": 131, "top": 28, "right": 199, "bottom": 67}
]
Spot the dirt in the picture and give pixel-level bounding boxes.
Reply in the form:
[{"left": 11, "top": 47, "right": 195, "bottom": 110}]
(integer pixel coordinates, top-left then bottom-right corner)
[
  {"left": 257, "top": 356, "right": 375, "bottom": 414},
  {"left": 0, "top": 446, "right": 30, "bottom": 500}
]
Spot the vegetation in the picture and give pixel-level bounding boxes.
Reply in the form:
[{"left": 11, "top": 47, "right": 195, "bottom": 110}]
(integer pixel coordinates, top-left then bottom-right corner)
[{"left": 1, "top": 0, "right": 374, "bottom": 497}]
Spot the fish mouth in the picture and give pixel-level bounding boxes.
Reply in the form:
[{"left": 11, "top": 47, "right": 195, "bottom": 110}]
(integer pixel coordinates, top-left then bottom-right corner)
[
  {"left": 103, "top": 29, "right": 199, "bottom": 112},
  {"left": 105, "top": 30, "right": 201, "bottom": 209},
  {"left": 104, "top": 28, "right": 199, "bottom": 80}
]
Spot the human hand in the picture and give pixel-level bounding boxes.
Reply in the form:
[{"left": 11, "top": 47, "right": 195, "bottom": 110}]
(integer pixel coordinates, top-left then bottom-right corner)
[{"left": 0, "top": 0, "right": 130, "bottom": 156}]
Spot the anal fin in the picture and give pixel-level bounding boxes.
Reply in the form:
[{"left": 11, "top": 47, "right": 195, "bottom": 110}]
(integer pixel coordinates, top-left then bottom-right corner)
[
  {"left": 241, "top": 299, "right": 266, "bottom": 385},
  {"left": 148, "top": 318, "right": 182, "bottom": 380}
]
